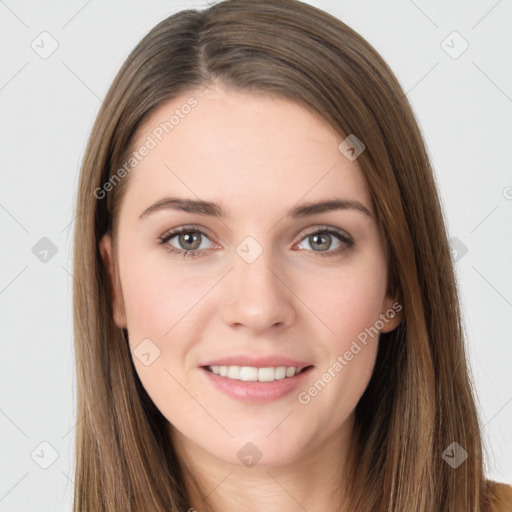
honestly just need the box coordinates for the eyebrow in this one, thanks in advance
[139,196,374,220]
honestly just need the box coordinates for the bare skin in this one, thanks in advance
[100,84,402,512]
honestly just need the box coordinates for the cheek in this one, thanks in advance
[120,251,210,339]
[295,253,387,407]
[304,254,388,347]
[119,258,206,422]
[119,234,387,411]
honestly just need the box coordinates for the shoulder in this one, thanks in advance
[483,480,512,512]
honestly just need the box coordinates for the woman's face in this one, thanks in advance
[100,85,401,468]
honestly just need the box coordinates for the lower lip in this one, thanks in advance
[200,366,314,404]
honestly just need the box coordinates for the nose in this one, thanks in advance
[220,247,296,335]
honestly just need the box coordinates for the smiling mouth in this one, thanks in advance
[203,365,313,382]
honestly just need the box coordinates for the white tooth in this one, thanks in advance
[258,367,275,382]
[239,366,259,382]
[214,365,303,381]
[227,366,241,379]
[286,366,297,377]
[274,366,287,380]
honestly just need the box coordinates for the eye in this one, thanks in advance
[158,226,216,257]
[158,225,354,258]
[295,227,354,256]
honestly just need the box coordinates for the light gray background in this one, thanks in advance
[1,0,511,510]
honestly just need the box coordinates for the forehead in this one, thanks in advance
[125,86,371,213]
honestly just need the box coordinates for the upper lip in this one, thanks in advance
[200,355,314,368]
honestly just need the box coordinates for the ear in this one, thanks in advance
[99,233,127,328]
[379,293,403,333]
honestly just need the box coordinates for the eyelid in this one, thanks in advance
[296,225,353,243]
[159,224,352,245]
[158,222,356,260]
[158,225,219,247]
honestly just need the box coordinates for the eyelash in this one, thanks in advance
[158,225,354,258]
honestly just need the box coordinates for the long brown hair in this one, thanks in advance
[72,0,511,510]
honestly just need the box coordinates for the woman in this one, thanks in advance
[72,0,512,510]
